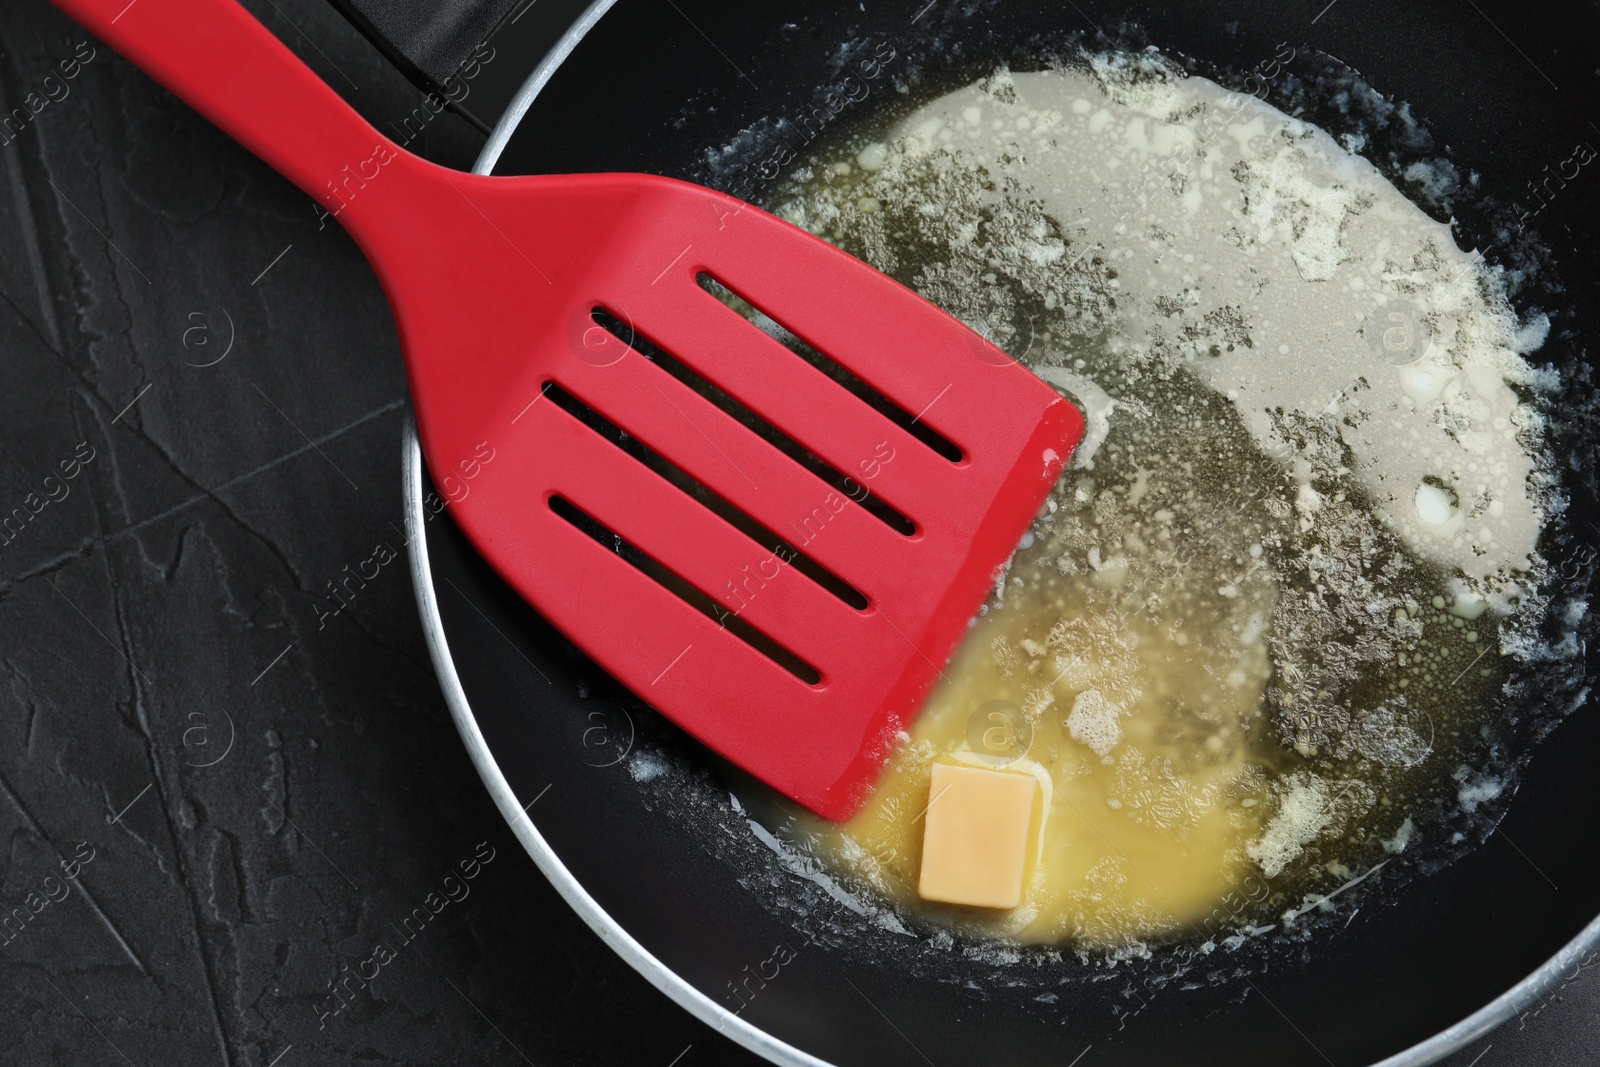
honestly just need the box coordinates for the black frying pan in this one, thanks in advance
[359,0,1600,1063]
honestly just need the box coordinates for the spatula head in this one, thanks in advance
[390,170,1083,821]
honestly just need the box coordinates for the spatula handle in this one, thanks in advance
[53,0,416,238]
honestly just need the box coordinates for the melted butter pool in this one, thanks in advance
[758,54,1562,948]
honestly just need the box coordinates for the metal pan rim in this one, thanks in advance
[402,415,826,1066]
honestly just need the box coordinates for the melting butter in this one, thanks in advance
[770,53,1558,947]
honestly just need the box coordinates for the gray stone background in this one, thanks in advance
[0,0,1592,1064]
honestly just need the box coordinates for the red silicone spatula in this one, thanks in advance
[58,0,1083,820]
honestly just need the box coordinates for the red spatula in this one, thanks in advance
[58,0,1083,820]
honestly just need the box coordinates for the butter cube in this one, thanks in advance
[918,762,1038,909]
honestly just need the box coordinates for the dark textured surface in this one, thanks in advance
[0,1,755,1064]
[0,1,1594,1065]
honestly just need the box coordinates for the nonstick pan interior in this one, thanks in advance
[408,1,1600,1064]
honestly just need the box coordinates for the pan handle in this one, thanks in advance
[324,0,520,128]
[53,0,421,241]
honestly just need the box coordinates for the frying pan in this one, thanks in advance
[364,0,1600,1063]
